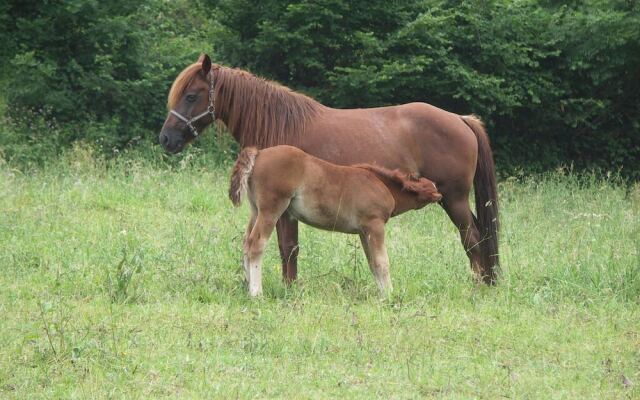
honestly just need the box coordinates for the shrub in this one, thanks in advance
[0,0,214,153]
[212,0,640,178]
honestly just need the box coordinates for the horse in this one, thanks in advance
[159,54,499,285]
[229,145,443,297]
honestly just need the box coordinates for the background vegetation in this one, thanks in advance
[1,149,638,397]
[0,0,638,176]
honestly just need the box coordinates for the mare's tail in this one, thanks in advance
[461,115,500,283]
[354,164,443,203]
[229,147,259,207]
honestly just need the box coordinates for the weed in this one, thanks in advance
[105,250,142,304]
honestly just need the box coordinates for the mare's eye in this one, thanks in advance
[186,94,197,103]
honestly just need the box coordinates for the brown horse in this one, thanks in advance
[159,54,499,284]
[229,145,442,297]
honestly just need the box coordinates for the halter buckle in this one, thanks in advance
[187,122,198,136]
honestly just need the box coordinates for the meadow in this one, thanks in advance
[0,145,638,398]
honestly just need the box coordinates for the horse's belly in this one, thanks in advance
[303,110,425,174]
[287,193,360,234]
[304,105,477,185]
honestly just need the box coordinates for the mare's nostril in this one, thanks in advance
[160,134,169,146]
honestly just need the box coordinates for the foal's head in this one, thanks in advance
[159,54,216,153]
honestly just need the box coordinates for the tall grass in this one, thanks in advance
[0,146,638,398]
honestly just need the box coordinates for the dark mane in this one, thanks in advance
[353,164,442,203]
[167,63,325,148]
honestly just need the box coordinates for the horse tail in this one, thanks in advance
[461,114,500,283]
[229,147,259,207]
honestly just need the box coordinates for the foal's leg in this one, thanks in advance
[246,195,292,296]
[245,213,278,297]
[441,193,494,284]
[242,210,257,283]
[276,215,299,284]
[360,220,393,296]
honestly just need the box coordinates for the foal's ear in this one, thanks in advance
[199,53,212,75]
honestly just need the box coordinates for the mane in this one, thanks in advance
[353,164,442,203]
[216,67,324,148]
[167,63,324,148]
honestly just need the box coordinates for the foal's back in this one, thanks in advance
[250,146,396,234]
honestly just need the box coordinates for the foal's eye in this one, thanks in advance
[186,94,197,103]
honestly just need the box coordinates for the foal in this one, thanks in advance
[229,145,442,297]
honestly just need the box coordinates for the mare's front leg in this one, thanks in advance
[359,220,393,297]
[276,214,299,284]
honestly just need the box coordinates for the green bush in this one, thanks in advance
[1,0,638,177]
[0,0,214,154]
[213,0,640,178]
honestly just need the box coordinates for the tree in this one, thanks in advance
[213,0,640,175]
[1,0,212,149]
[212,0,421,96]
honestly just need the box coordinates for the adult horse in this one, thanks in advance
[159,54,500,284]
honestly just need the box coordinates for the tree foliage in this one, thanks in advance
[0,0,213,153]
[213,0,640,175]
[1,0,638,176]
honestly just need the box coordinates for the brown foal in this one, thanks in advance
[229,145,442,297]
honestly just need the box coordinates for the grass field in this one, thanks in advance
[1,146,639,398]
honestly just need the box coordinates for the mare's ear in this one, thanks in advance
[199,53,212,75]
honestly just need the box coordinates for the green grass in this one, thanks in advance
[1,147,639,398]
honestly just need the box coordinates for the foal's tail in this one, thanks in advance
[229,147,259,207]
[461,115,500,283]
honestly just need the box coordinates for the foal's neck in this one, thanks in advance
[353,164,440,216]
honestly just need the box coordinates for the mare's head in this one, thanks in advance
[159,54,216,153]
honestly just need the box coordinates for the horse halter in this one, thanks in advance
[169,70,216,137]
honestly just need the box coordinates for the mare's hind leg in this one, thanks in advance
[360,220,393,296]
[441,193,494,284]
